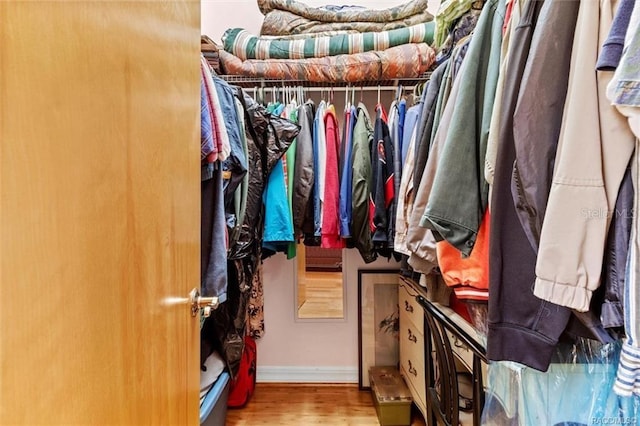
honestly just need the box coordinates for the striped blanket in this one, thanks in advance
[218,43,435,83]
[258,0,433,36]
[223,23,435,61]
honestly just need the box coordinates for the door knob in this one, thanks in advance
[188,288,219,318]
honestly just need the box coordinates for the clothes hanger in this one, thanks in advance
[344,85,349,110]
[395,85,403,102]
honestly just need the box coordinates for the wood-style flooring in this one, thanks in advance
[226,383,427,425]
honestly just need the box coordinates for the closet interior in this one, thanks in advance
[199,0,640,425]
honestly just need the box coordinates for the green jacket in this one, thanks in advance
[420,0,505,256]
[351,103,376,264]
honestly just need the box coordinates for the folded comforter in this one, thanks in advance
[258,0,434,35]
[223,23,435,60]
[219,43,435,83]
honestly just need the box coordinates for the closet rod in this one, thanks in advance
[296,85,414,92]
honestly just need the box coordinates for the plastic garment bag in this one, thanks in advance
[482,339,640,425]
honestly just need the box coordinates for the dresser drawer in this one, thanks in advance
[446,330,474,373]
[399,321,425,408]
[402,365,428,419]
[399,279,423,334]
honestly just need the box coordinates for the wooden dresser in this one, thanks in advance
[398,275,488,425]
[398,276,429,418]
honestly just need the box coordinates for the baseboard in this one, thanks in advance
[256,366,359,383]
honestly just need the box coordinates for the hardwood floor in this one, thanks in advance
[226,383,427,425]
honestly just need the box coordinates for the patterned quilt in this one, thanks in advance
[219,43,436,83]
[223,23,435,60]
[257,0,434,35]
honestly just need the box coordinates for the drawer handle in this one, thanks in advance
[404,300,414,313]
[407,328,417,343]
[408,360,418,377]
[452,335,468,351]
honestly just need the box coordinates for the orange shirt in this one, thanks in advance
[436,210,490,301]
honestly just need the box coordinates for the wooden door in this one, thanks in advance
[0,1,201,424]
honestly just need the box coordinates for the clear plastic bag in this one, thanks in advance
[482,339,640,425]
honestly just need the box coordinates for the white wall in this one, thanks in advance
[202,0,440,382]
[258,250,399,382]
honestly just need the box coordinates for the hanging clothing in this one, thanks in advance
[228,96,250,251]
[286,106,299,259]
[214,89,298,376]
[248,262,265,339]
[351,103,377,263]
[389,99,402,254]
[262,156,295,250]
[201,161,228,302]
[292,100,316,239]
[436,210,490,301]
[488,0,576,372]
[316,100,328,233]
[434,0,475,47]
[615,140,640,397]
[397,99,407,157]
[201,56,230,162]
[534,0,635,312]
[307,101,327,245]
[413,61,447,193]
[401,104,420,168]
[228,90,299,261]
[597,0,635,71]
[435,5,483,64]
[601,165,633,330]
[420,0,505,257]
[201,79,215,160]
[214,75,248,202]
[389,100,401,204]
[485,0,523,186]
[371,105,396,257]
[339,105,357,241]
[609,3,640,396]
[394,121,418,256]
[321,105,344,248]
[406,59,466,275]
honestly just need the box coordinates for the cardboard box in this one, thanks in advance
[369,366,413,426]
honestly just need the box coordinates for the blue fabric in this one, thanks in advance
[596,0,635,71]
[263,158,294,248]
[398,99,407,143]
[340,106,357,237]
[262,101,293,250]
[401,105,420,166]
[213,76,248,197]
[201,79,214,160]
[397,99,407,166]
[273,103,285,116]
[611,25,640,107]
[212,75,243,164]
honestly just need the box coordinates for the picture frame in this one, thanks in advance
[358,269,401,390]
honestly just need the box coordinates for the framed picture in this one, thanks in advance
[358,269,400,389]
